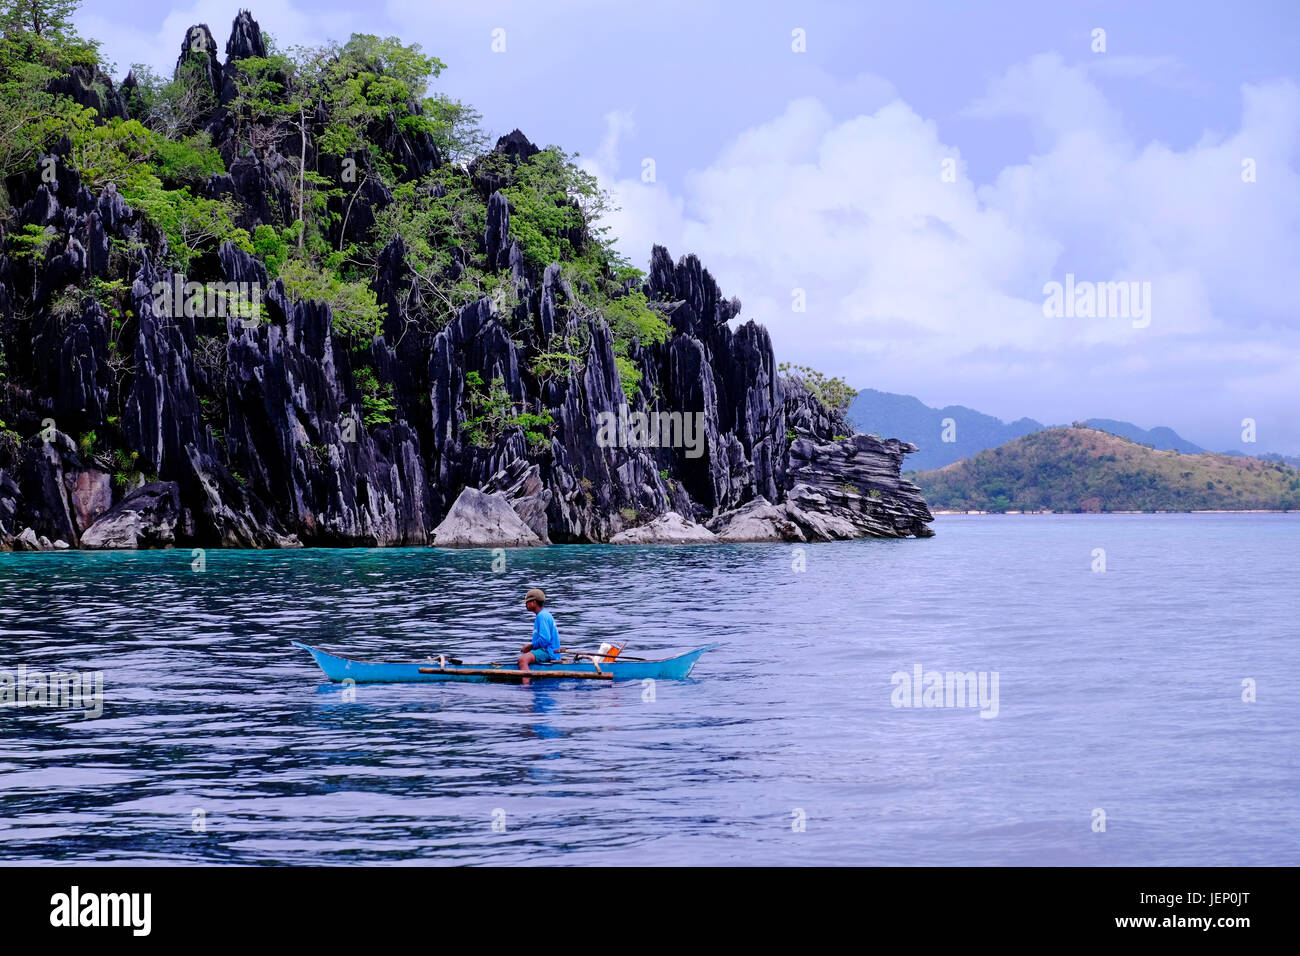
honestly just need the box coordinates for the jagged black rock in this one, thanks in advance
[0,10,932,549]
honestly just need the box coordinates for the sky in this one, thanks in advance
[74,0,1300,454]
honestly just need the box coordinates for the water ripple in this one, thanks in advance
[1,514,1297,864]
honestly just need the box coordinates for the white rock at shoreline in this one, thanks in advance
[431,487,542,548]
[706,497,807,542]
[609,512,718,544]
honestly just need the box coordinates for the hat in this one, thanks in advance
[524,588,546,605]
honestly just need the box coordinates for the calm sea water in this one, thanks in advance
[1,514,1297,866]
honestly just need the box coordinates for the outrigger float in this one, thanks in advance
[292,641,715,683]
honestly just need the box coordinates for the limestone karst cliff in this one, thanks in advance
[0,10,932,549]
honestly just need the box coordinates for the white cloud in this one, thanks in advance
[586,58,1300,451]
[592,109,635,178]
[967,53,1122,141]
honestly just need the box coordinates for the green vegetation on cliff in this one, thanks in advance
[911,427,1300,512]
[0,0,671,438]
[0,1,653,339]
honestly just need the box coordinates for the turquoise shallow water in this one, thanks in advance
[1,514,1297,865]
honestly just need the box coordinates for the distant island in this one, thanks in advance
[910,427,1300,513]
[848,389,1213,471]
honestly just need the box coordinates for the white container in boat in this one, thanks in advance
[595,641,621,663]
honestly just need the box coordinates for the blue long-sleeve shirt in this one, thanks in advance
[531,609,560,653]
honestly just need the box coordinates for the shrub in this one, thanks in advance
[460,373,552,452]
[278,257,386,340]
[614,355,642,401]
[603,289,668,348]
[501,148,607,272]
[354,366,396,427]
[514,411,554,455]
[779,362,854,414]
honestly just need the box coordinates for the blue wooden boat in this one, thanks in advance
[291,640,714,683]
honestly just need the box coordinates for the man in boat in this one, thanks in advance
[519,588,561,676]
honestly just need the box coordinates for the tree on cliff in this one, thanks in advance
[423,96,489,166]
[0,61,85,192]
[123,59,216,141]
[2,0,77,43]
[0,0,97,68]
[0,1,101,207]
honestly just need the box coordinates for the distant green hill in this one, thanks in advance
[910,427,1300,513]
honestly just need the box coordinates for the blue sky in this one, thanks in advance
[76,1,1300,453]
